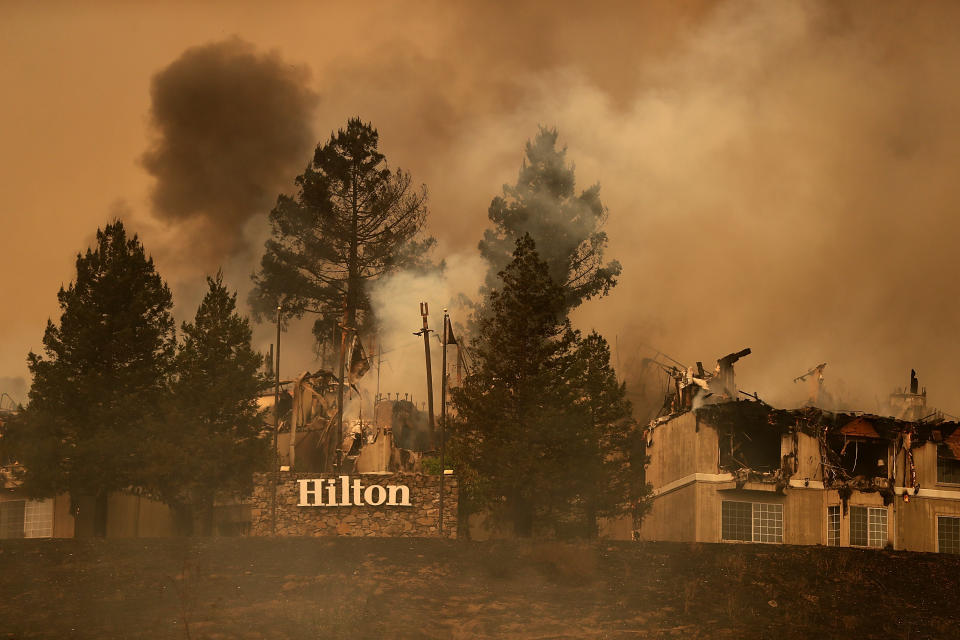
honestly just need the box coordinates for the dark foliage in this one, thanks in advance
[450,235,642,537]
[5,221,175,504]
[250,117,435,350]
[147,272,269,535]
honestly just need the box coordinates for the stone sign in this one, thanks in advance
[249,472,457,538]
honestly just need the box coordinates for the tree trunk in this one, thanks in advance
[510,494,534,537]
[200,497,215,537]
[174,503,195,536]
[585,502,598,540]
[93,492,108,538]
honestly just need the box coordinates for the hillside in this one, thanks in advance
[1,538,957,639]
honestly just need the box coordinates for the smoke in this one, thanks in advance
[363,254,487,411]
[340,0,960,415]
[240,0,960,416]
[550,0,960,412]
[115,1,960,417]
[142,37,318,265]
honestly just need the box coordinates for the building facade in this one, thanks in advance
[0,490,179,539]
[638,400,960,553]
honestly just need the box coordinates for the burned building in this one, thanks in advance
[638,355,960,554]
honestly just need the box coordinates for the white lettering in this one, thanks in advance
[351,478,363,505]
[387,485,410,506]
[298,479,320,506]
[364,485,387,506]
[295,476,412,507]
[325,480,337,506]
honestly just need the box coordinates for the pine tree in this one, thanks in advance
[250,117,435,349]
[6,221,175,535]
[450,235,639,537]
[565,332,649,535]
[479,126,621,311]
[150,272,268,535]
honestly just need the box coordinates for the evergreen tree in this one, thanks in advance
[148,272,268,535]
[564,332,649,535]
[6,221,175,535]
[250,117,435,351]
[479,126,621,312]
[450,235,640,537]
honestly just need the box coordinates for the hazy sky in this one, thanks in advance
[2,0,959,415]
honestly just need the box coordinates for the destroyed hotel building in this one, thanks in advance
[638,353,960,554]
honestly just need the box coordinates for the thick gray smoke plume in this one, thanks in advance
[142,37,317,261]
[130,1,960,416]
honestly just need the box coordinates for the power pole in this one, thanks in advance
[414,302,436,447]
[271,304,281,536]
[439,309,449,536]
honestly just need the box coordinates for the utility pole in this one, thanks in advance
[414,302,436,447]
[271,304,281,536]
[439,309,449,535]
[336,304,349,473]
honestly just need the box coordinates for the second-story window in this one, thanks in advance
[936,446,960,484]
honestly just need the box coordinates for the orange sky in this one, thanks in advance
[3,1,960,415]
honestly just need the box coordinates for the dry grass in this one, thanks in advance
[0,538,958,639]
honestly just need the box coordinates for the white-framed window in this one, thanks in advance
[938,516,960,555]
[850,506,886,548]
[721,500,783,543]
[827,505,841,546]
[937,447,960,484]
[23,499,54,538]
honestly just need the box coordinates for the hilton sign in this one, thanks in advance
[297,476,412,507]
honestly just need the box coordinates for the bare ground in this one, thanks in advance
[0,537,957,639]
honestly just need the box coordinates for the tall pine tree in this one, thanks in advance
[148,272,268,535]
[250,117,434,352]
[451,235,640,537]
[564,332,649,535]
[7,221,175,535]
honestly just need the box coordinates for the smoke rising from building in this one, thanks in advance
[362,254,486,411]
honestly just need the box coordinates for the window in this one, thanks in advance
[827,506,840,546]
[753,503,783,543]
[23,500,54,538]
[721,501,752,541]
[850,506,886,548]
[722,500,783,543]
[937,446,960,484]
[939,516,960,554]
[0,501,25,539]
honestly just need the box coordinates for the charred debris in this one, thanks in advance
[645,349,960,508]
[258,373,434,475]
